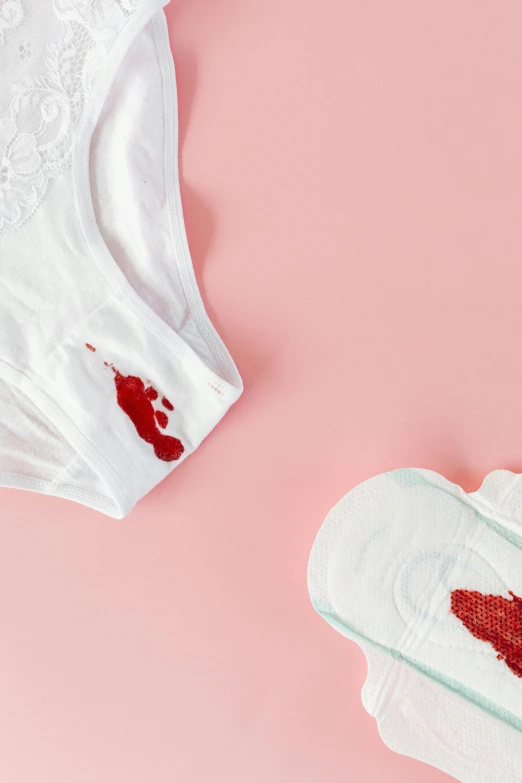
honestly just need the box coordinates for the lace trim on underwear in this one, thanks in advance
[0,0,143,235]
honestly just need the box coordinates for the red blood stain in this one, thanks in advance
[451,589,522,678]
[84,345,183,462]
[155,410,168,429]
[86,343,96,352]
[162,397,174,411]
[112,369,184,462]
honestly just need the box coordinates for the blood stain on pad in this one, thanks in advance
[308,467,522,781]
[451,589,522,678]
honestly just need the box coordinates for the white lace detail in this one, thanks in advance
[0,0,143,235]
[0,1,24,44]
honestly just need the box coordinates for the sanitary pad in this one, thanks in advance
[308,468,522,781]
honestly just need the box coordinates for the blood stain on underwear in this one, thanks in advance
[451,589,522,678]
[162,397,174,411]
[111,369,184,462]
[85,343,96,352]
[85,345,184,462]
[155,410,169,429]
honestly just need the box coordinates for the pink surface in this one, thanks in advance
[2,0,522,779]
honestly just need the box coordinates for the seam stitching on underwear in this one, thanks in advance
[0,471,115,508]
[0,357,131,512]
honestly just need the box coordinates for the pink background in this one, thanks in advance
[2,0,522,779]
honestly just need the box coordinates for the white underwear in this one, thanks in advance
[0,0,242,517]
